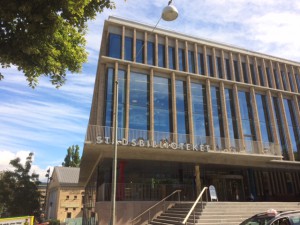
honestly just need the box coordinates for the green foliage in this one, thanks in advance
[0,152,41,216]
[62,145,81,167]
[0,0,115,87]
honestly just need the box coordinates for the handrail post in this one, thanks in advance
[206,189,208,202]
[148,210,150,223]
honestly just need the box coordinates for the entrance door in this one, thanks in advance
[222,175,244,201]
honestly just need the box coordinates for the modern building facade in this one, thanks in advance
[46,167,84,222]
[80,16,300,224]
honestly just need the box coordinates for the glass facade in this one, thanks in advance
[176,80,189,143]
[225,89,239,149]
[283,99,300,161]
[250,64,257,85]
[273,69,281,89]
[108,33,121,59]
[288,72,295,92]
[272,97,288,159]
[129,72,149,139]
[136,39,144,63]
[158,44,165,68]
[207,54,214,77]
[238,91,256,151]
[154,76,172,141]
[191,82,209,144]
[188,50,195,73]
[234,60,240,82]
[281,71,288,90]
[168,47,175,69]
[225,59,231,80]
[256,94,273,144]
[216,57,222,78]
[266,67,273,88]
[147,41,155,65]
[125,37,133,61]
[242,62,248,83]
[105,68,114,127]
[211,86,225,149]
[296,73,300,92]
[258,66,265,86]
[178,48,185,71]
[198,53,205,75]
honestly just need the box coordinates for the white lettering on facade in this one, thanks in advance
[94,136,241,154]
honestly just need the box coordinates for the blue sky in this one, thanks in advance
[1,0,300,181]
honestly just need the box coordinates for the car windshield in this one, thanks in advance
[240,215,275,225]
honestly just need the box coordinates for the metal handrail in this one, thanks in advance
[131,189,181,225]
[182,187,208,225]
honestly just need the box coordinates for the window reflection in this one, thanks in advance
[266,67,273,88]
[242,62,248,83]
[226,59,232,80]
[129,72,149,140]
[207,54,214,77]
[198,53,205,75]
[233,60,240,82]
[178,48,185,71]
[281,71,288,90]
[147,41,155,65]
[191,83,209,145]
[250,64,257,85]
[158,44,165,68]
[211,86,225,149]
[176,80,189,143]
[125,37,133,61]
[154,76,172,142]
[168,47,175,69]
[188,51,195,73]
[284,99,300,161]
[108,33,121,59]
[216,57,222,78]
[136,39,144,63]
[258,66,265,86]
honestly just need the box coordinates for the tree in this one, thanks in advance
[62,145,81,167]
[0,152,41,216]
[0,0,115,87]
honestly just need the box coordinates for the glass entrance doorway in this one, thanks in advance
[221,175,244,201]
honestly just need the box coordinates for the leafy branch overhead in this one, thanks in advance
[0,0,115,87]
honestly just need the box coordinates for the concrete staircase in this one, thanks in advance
[149,201,300,225]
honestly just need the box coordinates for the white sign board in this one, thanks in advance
[209,185,218,201]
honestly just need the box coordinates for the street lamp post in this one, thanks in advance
[110,1,179,225]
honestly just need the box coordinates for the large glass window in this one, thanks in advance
[108,33,121,59]
[154,76,172,141]
[250,64,257,85]
[198,53,205,75]
[136,39,144,63]
[129,72,149,139]
[178,48,185,71]
[176,80,189,143]
[105,68,114,127]
[238,91,256,152]
[258,65,265,86]
[207,54,214,77]
[242,62,248,83]
[168,47,175,69]
[125,37,133,61]
[288,72,295,92]
[147,41,155,65]
[272,97,288,159]
[233,60,240,82]
[284,99,300,161]
[191,83,209,144]
[216,57,222,78]
[225,59,232,80]
[211,86,225,149]
[256,94,273,144]
[188,50,195,73]
[273,69,281,89]
[281,71,288,90]
[158,44,165,68]
[105,68,127,139]
[266,67,273,88]
[295,73,300,93]
[225,89,239,149]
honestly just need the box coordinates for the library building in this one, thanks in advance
[79,16,300,224]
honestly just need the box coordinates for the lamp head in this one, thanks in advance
[162,4,179,21]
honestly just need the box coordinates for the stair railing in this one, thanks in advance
[130,189,181,225]
[182,186,208,225]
